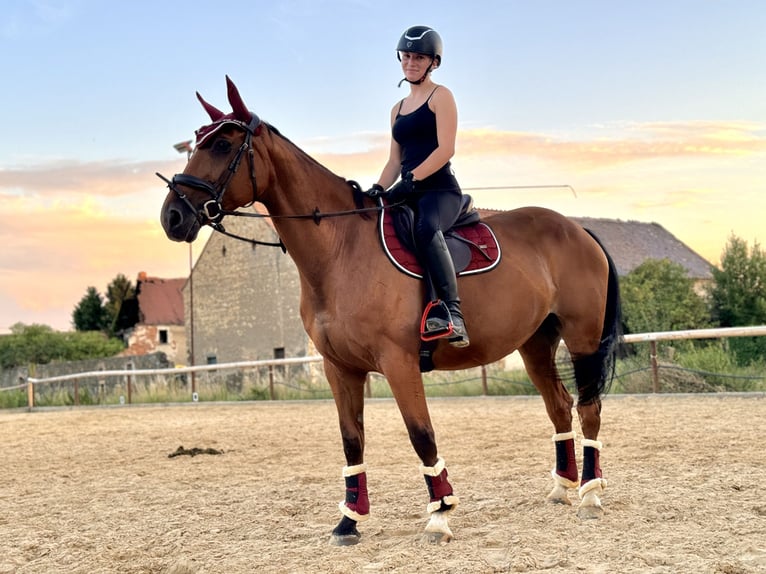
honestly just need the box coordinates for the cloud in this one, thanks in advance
[456,120,766,169]
[0,158,184,199]
[292,120,766,177]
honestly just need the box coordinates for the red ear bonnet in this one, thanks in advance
[196,91,225,121]
[226,75,251,123]
[194,77,258,146]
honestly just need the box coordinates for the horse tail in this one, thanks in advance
[574,229,623,405]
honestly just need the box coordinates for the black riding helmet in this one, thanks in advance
[396,25,443,86]
[396,25,443,66]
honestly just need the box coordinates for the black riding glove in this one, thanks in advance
[386,172,416,201]
[364,183,386,198]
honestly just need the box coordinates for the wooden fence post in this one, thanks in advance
[26,379,34,410]
[481,365,488,396]
[650,340,660,393]
[126,361,133,405]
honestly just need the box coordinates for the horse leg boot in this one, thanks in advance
[421,231,470,348]
[331,463,370,545]
[577,439,607,520]
[421,457,459,544]
[547,430,579,505]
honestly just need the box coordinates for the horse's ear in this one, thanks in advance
[225,75,251,122]
[196,91,225,121]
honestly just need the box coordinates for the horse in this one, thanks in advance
[159,77,622,545]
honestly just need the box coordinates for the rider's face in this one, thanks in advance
[399,51,435,80]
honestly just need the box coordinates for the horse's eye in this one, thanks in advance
[212,139,232,154]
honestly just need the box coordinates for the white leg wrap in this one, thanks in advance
[579,477,607,498]
[420,457,445,477]
[342,463,367,477]
[582,438,603,450]
[338,500,370,522]
[550,468,580,489]
[551,430,576,442]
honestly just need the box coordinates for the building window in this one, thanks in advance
[206,354,217,365]
[159,329,168,344]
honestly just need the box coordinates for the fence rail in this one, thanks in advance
[3,325,765,410]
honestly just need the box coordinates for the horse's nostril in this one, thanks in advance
[168,207,183,228]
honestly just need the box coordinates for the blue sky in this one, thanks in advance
[1,0,765,332]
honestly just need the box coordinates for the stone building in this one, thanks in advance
[183,206,308,367]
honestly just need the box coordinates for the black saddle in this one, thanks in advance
[390,194,481,273]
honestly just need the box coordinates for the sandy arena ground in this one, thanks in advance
[1,394,766,573]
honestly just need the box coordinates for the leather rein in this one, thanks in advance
[157,113,389,251]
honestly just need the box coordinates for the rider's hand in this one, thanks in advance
[387,172,416,201]
[364,183,386,198]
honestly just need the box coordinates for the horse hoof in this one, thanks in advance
[330,516,361,545]
[576,504,604,520]
[421,530,453,545]
[329,533,361,546]
[546,484,573,505]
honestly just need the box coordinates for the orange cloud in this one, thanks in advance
[295,120,766,177]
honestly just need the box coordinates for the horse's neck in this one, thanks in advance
[263,133,375,279]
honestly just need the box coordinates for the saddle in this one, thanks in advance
[379,195,501,279]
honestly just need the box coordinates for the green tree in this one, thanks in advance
[708,235,766,365]
[0,323,123,369]
[621,258,710,335]
[104,274,137,335]
[72,286,109,332]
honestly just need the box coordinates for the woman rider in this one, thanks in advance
[367,25,469,348]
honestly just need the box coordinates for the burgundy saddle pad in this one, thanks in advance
[379,203,501,278]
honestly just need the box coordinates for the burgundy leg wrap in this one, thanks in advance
[582,445,602,483]
[555,437,579,483]
[343,472,369,517]
[424,468,454,504]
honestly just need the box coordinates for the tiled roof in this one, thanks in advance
[571,217,713,279]
[476,209,713,280]
[136,276,185,325]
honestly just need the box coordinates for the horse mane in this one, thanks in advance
[264,122,369,216]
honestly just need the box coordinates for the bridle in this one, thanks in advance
[157,112,262,234]
[157,114,392,250]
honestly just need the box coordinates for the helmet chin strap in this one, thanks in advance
[397,60,435,87]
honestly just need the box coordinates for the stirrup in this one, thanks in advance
[420,300,453,341]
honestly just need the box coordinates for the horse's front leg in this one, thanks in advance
[386,360,459,544]
[324,360,370,546]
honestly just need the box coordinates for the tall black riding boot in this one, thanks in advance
[421,231,470,348]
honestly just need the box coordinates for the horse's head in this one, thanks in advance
[160,76,264,242]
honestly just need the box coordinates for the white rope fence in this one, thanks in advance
[3,326,765,409]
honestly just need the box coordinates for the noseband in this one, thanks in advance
[157,112,262,233]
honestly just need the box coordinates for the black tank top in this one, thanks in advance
[392,88,451,176]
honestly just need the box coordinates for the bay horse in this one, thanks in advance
[159,77,622,545]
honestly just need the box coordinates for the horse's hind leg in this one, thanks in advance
[324,361,370,546]
[518,318,580,506]
[572,354,608,520]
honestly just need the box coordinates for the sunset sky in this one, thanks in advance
[1,0,764,333]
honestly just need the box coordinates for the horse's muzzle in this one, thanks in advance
[161,199,201,243]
